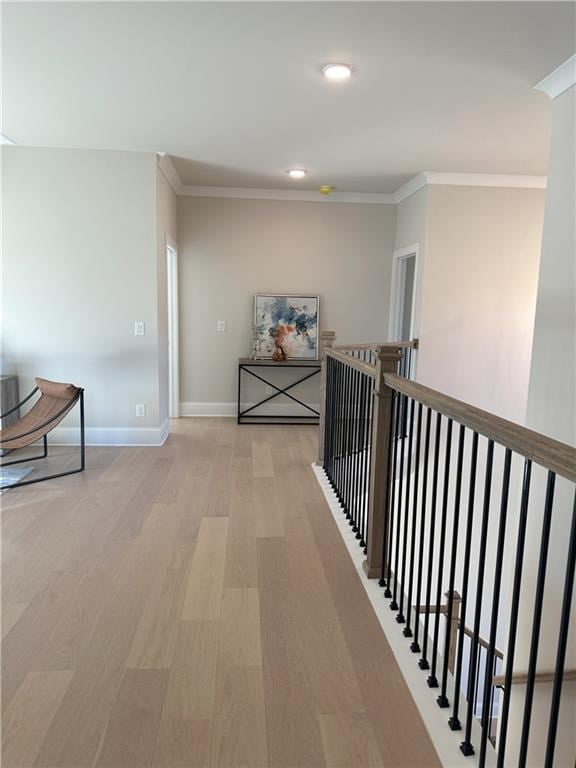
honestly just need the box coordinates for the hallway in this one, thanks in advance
[2,419,439,768]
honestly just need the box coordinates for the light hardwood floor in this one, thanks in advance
[2,418,440,768]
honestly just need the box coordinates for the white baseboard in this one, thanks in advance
[50,418,170,447]
[180,402,320,418]
[312,464,490,768]
[180,402,236,417]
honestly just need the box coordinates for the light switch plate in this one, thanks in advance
[134,321,145,336]
[217,320,226,332]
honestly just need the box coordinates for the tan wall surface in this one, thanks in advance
[177,196,397,407]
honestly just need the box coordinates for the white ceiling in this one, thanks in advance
[3,2,574,193]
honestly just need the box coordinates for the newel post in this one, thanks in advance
[363,345,402,579]
[316,330,337,466]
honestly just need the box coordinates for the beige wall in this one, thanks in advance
[406,185,545,424]
[1,146,164,442]
[156,167,178,423]
[177,196,397,409]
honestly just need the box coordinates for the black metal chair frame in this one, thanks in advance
[0,387,85,489]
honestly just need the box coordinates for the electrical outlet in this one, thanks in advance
[134,321,145,336]
[217,320,226,332]
[135,404,146,417]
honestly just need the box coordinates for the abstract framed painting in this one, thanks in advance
[254,294,319,360]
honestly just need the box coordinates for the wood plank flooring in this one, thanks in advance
[1,418,440,767]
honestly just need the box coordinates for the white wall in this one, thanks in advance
[509,83,576,768]
[526,86,576,446]
[398,185,545,425]
[177,196,397,411]
[1,146,166,443]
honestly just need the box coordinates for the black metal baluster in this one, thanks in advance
[460,439,495,757]
[384,387,401,597]
[337,360,346,505]
[496,459,532,765]
[438,423,465,707]
[352,368,360,534]
[544,488,576,768]
[348,366,358,529]
[363,375,374,555]
[326,358,333,478]
[518,471,556,768]
[428,418,453,688]
[354,371,364,542]
[380,387,397,587]
[419,412,443,671]
[478,449,512,767]
[360,373,370,548]
[345,365,354,525]
[342,364,351,517]
[326,358,335,484]
[412,407,432,654]
[391,394,407,612]
[332,360,341,494]
[405,402,423,638]
[449,431,479,731]
[397,398,415,624]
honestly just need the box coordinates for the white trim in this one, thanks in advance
[180,185,395,204]
[166,238,180,418]
[312,464,495,768]
[50,419,170,447]
[155,157,547,206]
[180,402,321,418]
[389,244,420,345]
[180,402,236,417]
[393,172,429,203]
[535,54,576,100]
[422,171,547,190]
[394,172,547,203]
[157,154,184,195]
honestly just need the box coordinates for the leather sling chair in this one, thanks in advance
[0,377,85,489]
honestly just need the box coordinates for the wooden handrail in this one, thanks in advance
[325,348,377,378]
[335,339,418,351]
[493,670,576,687]
[383,372,576,482]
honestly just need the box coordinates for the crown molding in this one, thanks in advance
[394,171,547,203]
[157,156,546,205]
[393,173,428,203]
[535,54,576,100]
[180,185,395,204]
[157,153,184,194]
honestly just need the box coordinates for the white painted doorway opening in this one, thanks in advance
[389,243,420,378]
[166,237,180,418]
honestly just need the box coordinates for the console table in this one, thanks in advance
[237,358,321,425]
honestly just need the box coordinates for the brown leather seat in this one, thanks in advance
[0,377,81,450]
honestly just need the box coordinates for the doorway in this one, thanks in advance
[166,239,179,418]
[389,244,419,377]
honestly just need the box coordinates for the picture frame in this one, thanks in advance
[254,293,320,360]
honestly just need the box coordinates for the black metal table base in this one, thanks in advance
[237,361,321,425]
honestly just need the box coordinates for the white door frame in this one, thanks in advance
[166,237,180,418]
[388,243,420,342]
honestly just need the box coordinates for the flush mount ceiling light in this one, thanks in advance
[322,63,354,81]
[286,169,307,179]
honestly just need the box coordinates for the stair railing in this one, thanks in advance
[317,331,576,768]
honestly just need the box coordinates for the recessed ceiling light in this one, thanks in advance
[322,63,354,81]
[286,169,307,179]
